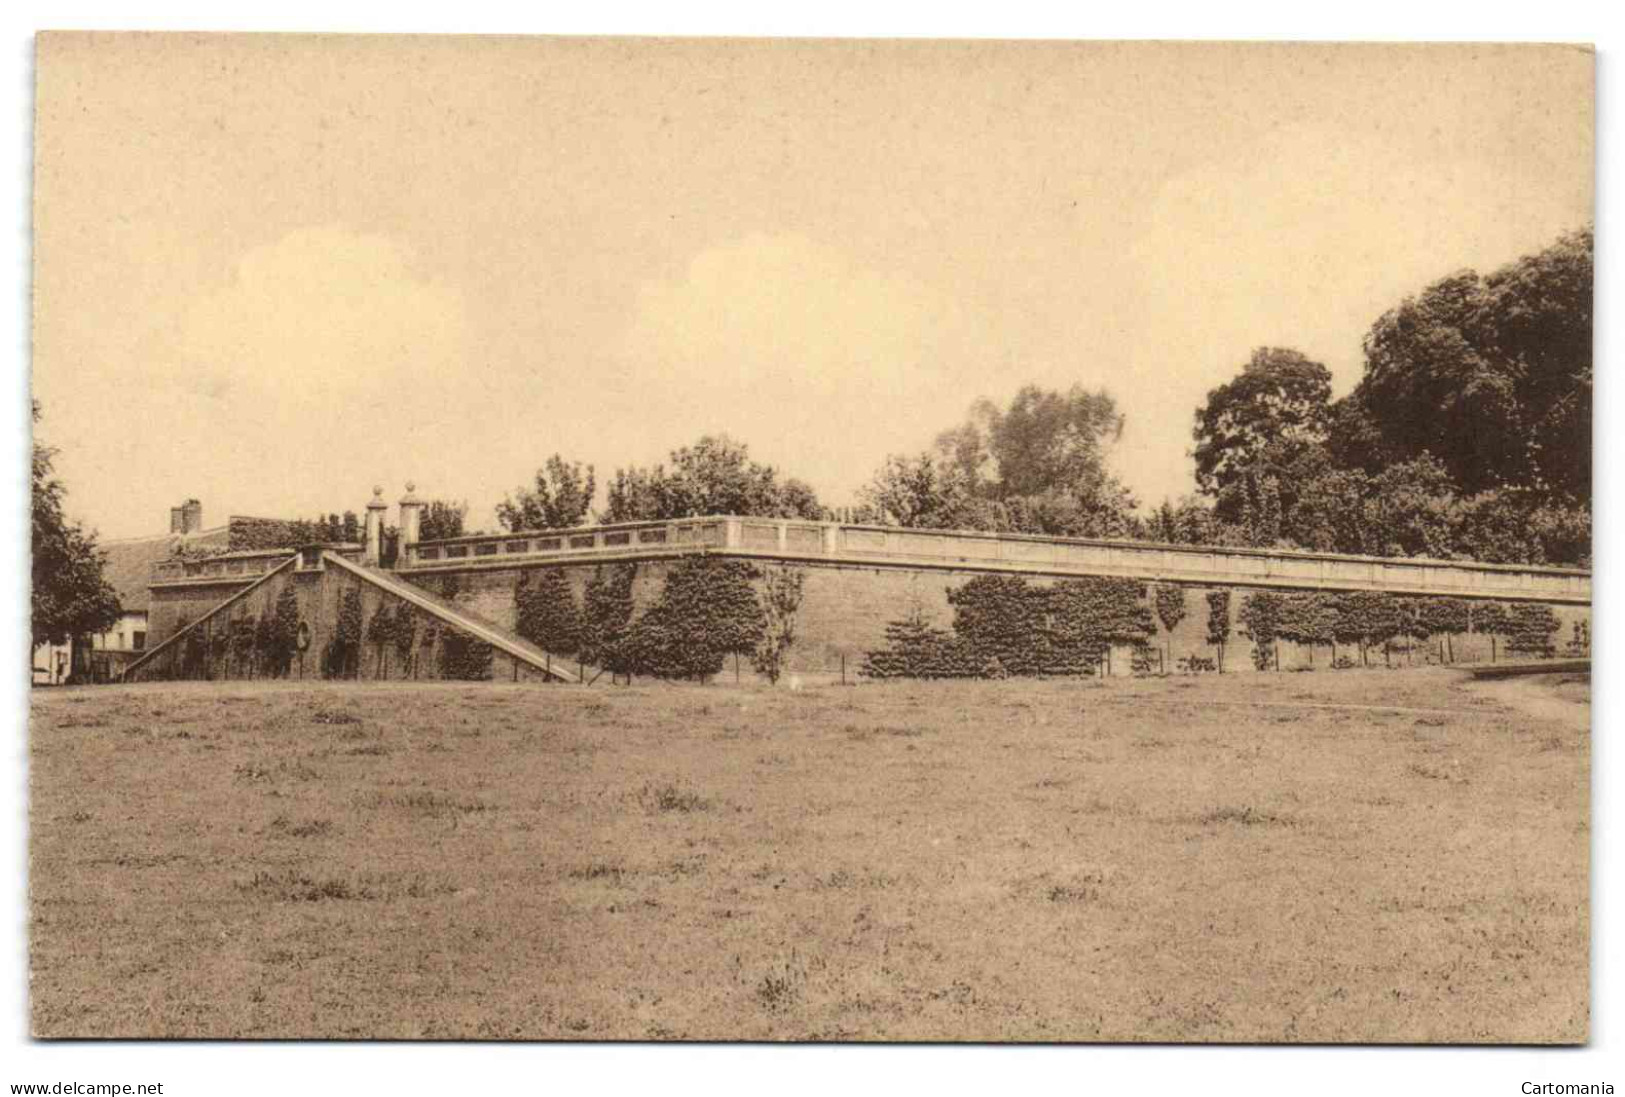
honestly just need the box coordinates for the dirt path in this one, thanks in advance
[1465,674,1590,732]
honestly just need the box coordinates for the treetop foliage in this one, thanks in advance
[1191,347,1334,500]
[1181,226,1591,565]
[498,455,596,532]
[602,434,822,524]
[861,384,1139,539]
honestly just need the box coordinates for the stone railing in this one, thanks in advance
[150,544,363,587]
[403,519,730,566]
[400,516,1591,605]
[151,549,298,586]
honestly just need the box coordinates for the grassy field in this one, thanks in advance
[29,668,1588,1042]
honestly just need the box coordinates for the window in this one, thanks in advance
[132,631,146,651]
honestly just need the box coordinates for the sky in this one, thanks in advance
[31,35,1593,539]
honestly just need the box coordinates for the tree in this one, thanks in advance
[1278,593,1340,665]
[1355,456,1460,559]
[1238,592,1285,670]
[623,559,766,680]
[419,500,469,541]
[31,401,120,651]
[862,606,970,680]
[1192,347,1333,506]
[752,567,807,685]
[858,452,991,530]
[1205,590,1232,672]
[264,586,301,678]
[366,602,399,679]
[1153,585,1187,671]
[601,435,822,523]
[1332,592,1401,667]
[516,569,582,658]
[1148,496,1219,545]
[863,384,1139,537]
[498,455,596,531]
[1419,598,1471,663]
[1472,601,1512,663]
[1352,227,1592,499]
[974,385,1127,500]
[323,586,364,679]
[579,565,638,675]
[1505,603,1560,658]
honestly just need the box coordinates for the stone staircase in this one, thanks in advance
[323,552,584,683]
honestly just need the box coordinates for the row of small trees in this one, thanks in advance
[862,579,1572,681]
[510,560,806,684]
[175,586,302,680]
[330,588,492,681]
[164,584,496,683]
[1233,591,1565,669]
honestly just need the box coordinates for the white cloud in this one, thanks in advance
[177,226,468,404]
[605,232,972,500]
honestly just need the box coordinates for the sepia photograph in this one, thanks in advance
[24,28,1595,1057]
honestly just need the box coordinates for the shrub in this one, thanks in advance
[392,607,419,672]
[862,607,977,679]
[440,629,494,680]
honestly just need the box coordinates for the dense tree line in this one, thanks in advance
[864,581,1568,681]
[845,226,1589,568]
[1180,227,1591,565]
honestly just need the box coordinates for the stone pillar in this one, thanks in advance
[397,482,423,566]
[364,486,387,566]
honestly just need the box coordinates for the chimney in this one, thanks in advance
[170,506,184,534]
[363,486,388,566]
[181,499,202,535]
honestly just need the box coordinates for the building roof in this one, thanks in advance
[99,526,230,612]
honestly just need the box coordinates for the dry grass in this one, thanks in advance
[29,668,1588,1042]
